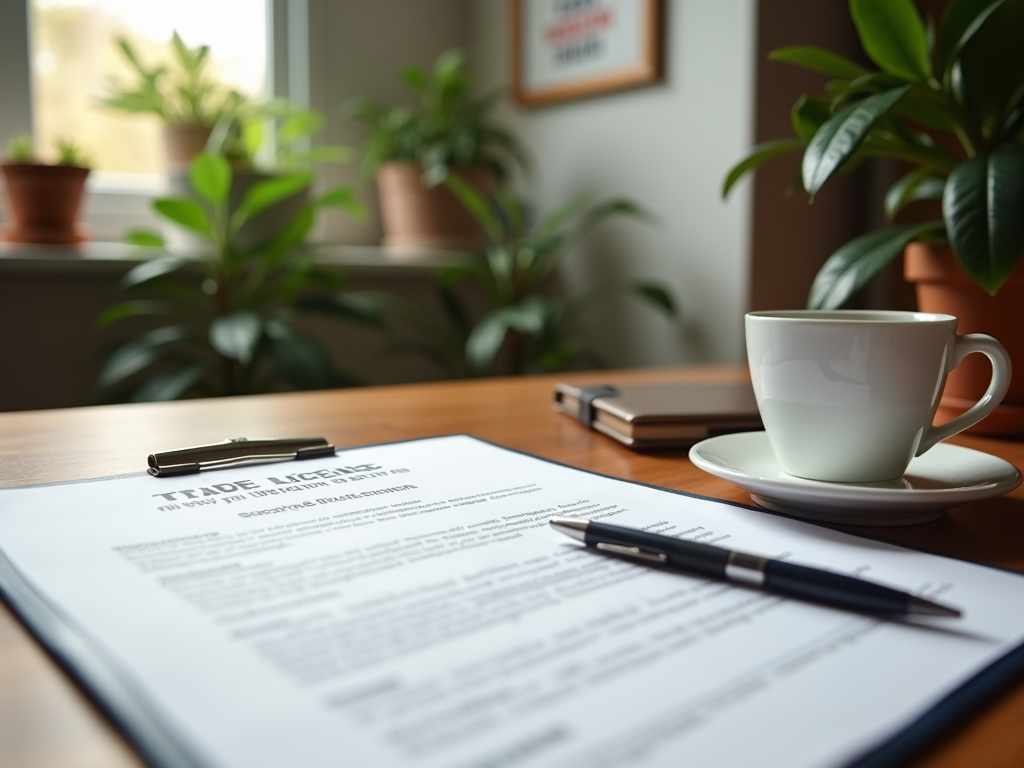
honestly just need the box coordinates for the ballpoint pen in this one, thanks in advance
[549,517,961,617]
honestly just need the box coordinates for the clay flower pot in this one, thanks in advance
[0,163,90,244]
[376,162,493,251]
[905,243,1024,436]
[162,126,214,169]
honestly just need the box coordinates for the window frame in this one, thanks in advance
[0,0,309,241]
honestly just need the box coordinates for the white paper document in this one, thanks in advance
[2,435,1024,768]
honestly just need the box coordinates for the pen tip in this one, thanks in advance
[549,517,588,542]
[907,595,962,618]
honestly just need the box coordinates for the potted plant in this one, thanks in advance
[346,48,528,251]
[373,177,676,378]
[724,0,1024,434]
[102,31,246,167]
[175,101,352,248]
[96,152,380,401]
[1,136,91,244]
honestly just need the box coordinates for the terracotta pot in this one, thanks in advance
[0,163,90,244]
[376,163,493,251]
[163,126,214,168]
[905,242,1024,436]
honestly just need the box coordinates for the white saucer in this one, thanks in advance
[688,431,1021,526]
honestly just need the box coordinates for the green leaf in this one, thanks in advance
[956,0,1024,141]
[315,186,367,218]
[153,197,212,236]
[121,256,194,289]
[131,363,209,402]
[808,222,944,309]
[266,332,339,390]
[97,326,191,388]
[884,168,945,219]
[792,97,832,141]
[769,45,869,79]
[629,282,677,315]
[444,174,503,243]
[266,207,316,257]
[850,0,932,82]
[937,0,1004,77]
[802,86,910,195]
[943,144,1024,292]
[401,65,428,93]
[209,311,262,363]
[125,229,166,248]
[292,293,384,327]
[722,139,805,197]
[499,297,548,334]
[189,152,231,205]
[465,312,509,374]
[232,172,312,230]
[96,300,181,327]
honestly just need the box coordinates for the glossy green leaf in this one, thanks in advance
[209,311,262,363]
[125,229,166,248]
[808,222,944,309]
[189,152,231,205]
[851,0,932,81]
[884,168,945,219]
[232,172,312,230]
[792,97,832,141]
[153,197,212,236]
[937,0,1004,77]
[722,139,805,197]
[956,0,1024,141]
[120,256,194,289]
[769,45,869,79]
[943,144,1024,292]
[97,326,190,388]
[802,85,910,195]
[131,363,209,402]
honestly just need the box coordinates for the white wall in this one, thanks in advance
[470,0,757,366]
[305,0,472,244]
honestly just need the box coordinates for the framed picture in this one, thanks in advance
[512,0,663,107]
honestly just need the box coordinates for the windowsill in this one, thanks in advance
[0,241,473,277]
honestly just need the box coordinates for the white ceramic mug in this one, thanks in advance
[745,310,1011,483]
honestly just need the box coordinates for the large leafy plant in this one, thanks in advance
[375,177,677,377]
[102,31,245,127]
[346,49,527,186]
[724,0,1024,308]
[207,100,352,172]
[97,153,379,401]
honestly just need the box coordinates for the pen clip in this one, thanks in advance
[148,437,335,477]
[595,542,668,564]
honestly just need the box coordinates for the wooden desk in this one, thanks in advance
[1,365,1022,768]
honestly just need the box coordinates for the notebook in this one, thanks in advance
[553,381,763,449]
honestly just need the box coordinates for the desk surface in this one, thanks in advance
[1,365,1022,768]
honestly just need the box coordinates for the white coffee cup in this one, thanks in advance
[745,310,1011,483]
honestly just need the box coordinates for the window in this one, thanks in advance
[1,0,305,239]
[30,0,269,184]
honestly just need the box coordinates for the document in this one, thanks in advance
[2,435,1024,768]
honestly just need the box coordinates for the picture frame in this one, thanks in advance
[512,0,663,107]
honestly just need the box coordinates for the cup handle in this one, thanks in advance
[917,334,1012,456]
